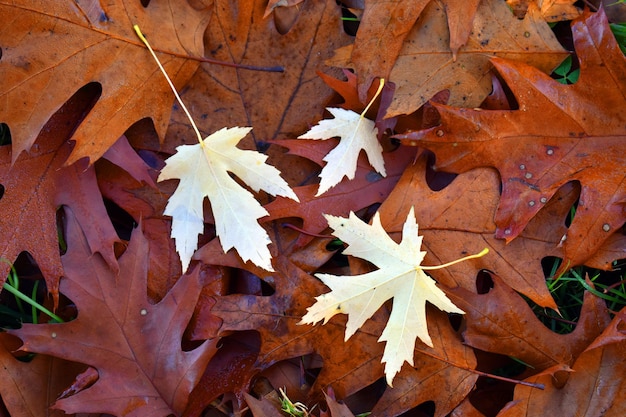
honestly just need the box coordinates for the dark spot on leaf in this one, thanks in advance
[366,171,383,183]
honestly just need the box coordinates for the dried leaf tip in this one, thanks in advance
[133,24,204,145]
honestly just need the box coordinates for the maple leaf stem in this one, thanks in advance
[133,25,204,145]
[360,78,385,119]
[421,248,489,270]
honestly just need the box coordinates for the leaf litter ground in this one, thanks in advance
[1,2,626,417]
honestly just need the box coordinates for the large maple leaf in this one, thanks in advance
[397,8,626,268]
[300,208,467,385]
[0,0,208,164]
[10,208,216,416]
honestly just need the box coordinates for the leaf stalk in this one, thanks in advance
[421,248,489,270]
[133,25,204,146]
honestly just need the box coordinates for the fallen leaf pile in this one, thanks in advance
[1,1,625,416]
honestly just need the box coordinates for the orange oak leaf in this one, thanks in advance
[377,154,580,309]
[9,208,216,416]
[397,9,626,268]
[0,0,209,164]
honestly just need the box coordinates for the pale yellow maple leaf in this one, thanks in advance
[298,79,387,196]
[133,26,298,272]
[158,127,299,272]
[300,207,487,386]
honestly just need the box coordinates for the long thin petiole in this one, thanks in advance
[421,248,489,270]
[133,25,204,145]
[361,78,385,118]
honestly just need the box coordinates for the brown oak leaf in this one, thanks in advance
[0,0,209,164]
[165,0,352,155]
[0,89,119,302]
[447,274,611,371]
[0,333,88,417]
[9,208,216,416]
[499,311,626,416]
[397,8,626,268]
[329,0,567,117]
[350,0,482,101]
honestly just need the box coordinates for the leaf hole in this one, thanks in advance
[0,123,11,146]
[56,207,67,255]
[1,252,77,328]
[338,2,360,36]
[342,377,387,414]
[140,0,150,7]
[475,270,494,294]
[103,199,136,241]
[448,313,463,331]
[424,152,457,191]
[563,181,581,228]
[227,268,275,296]
[0,184,4,200]
[408,400,436,417]
[482,72,519,110]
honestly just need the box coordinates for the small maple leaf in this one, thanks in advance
[298,79,387,196]
[158,127,299,272]
[300,207,487,385]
